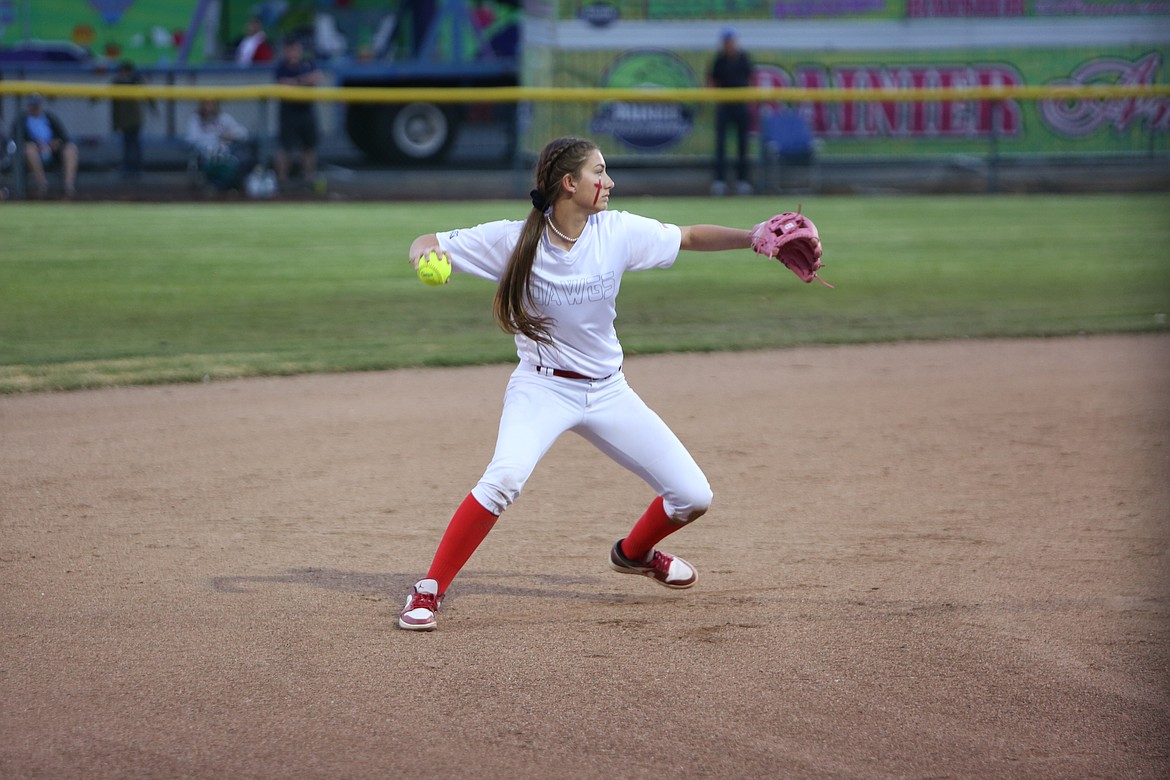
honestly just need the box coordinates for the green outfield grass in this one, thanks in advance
[2,194,1168,393]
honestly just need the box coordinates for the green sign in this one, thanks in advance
[526,44,1170,157]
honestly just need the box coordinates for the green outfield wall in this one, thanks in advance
[522,45,1170,158]
[526,3,1170,159]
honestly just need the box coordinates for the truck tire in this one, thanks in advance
[346,102,459,164]
[384,101,460,163]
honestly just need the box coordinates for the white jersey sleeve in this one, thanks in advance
[436,220,522,282]
[612,211,683,272]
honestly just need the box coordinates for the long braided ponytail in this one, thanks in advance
[493,137,598,346]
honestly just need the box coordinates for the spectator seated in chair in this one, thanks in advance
[11,94,78,198]
[184,99,255,191]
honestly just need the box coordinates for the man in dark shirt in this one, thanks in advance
[708,27,753,196]
[274,36,324,190]
[110,60,155,178]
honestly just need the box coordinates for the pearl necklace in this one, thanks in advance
[546,215,582,243]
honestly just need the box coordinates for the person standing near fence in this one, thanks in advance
[110,60,155,179]
[708,27,754,196]
[274,36,324,192]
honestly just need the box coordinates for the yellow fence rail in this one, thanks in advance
[2,80,1169,104]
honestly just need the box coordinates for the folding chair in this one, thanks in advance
[760,108,819,193]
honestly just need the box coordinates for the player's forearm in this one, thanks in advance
[679,224,751,252]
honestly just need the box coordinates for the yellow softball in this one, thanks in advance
[417,250,451,287]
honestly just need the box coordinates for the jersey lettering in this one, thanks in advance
[562,278,587,305]
[532,281,563,306]
[533,272,617,307]
[586,272,616,301]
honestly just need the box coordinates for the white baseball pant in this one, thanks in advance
[470,364,713,522]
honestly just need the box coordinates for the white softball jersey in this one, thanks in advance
[434,209,710,521]
[437,210,683,380]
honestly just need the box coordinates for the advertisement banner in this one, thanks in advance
[524,45,1170,158]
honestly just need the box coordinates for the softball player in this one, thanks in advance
[400,137,754,631]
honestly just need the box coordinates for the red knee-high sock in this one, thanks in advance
[425,493,499,593]
[619,496,682,561]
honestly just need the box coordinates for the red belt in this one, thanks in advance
[536,365,614,381]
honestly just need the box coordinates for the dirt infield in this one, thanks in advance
[2,335,1167,779]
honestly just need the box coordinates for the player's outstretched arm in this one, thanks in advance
[679,224,752,252]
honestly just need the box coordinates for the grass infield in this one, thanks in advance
[2,194,1168,393]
